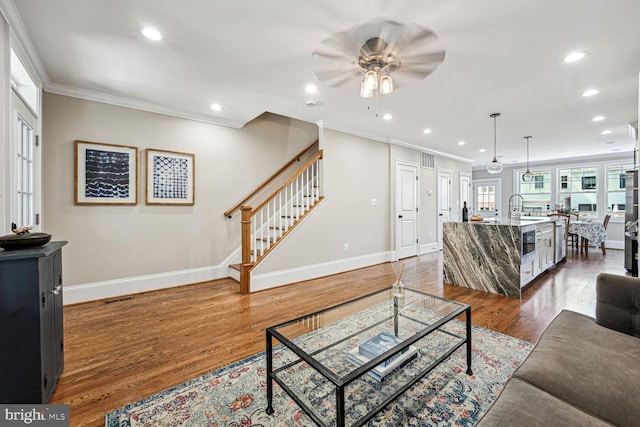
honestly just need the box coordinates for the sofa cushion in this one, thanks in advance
[476,377,613,427]
[513,310,640,427]
[595,272,640,336]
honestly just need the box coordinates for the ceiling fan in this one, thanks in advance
[311,19,446,96]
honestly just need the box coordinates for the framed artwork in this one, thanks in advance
[75,140,138,205]
[145,149,195,205]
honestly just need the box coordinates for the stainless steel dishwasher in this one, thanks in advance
[555,219,567,263]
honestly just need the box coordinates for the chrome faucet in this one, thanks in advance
[508,194,524,221]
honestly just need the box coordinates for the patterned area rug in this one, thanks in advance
[106,315,533,427]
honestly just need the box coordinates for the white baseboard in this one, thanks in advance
[420,242,439,254]
[604,240,624,250]
[250,251,393,292]
[63,248,241,305]
[63,250,394,304]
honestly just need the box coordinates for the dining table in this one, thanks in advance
[569,220,607,254]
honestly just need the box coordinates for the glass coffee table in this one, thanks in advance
[265,287,472,426]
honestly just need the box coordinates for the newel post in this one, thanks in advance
[240,205,253,294]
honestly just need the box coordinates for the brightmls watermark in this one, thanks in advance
[0,405,68,426]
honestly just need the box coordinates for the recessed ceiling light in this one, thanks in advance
[582,89,599,97]
[601,130,612,135]
[142,27,162,41]
[564,51,586,63]
[210,103,222,111]
[305,84,317,94]
[382,114,392,120]
[423,128,432,134]
[479,148,486,153]
[592,115,605,122]
[457,141,465,145]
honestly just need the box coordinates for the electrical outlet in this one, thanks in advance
[344,243,349,252]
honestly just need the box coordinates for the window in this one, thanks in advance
[607,163,634,218]
[558,166,598,218]
[476,184,496,212]
[518,170,551,212]
[16,114,34,227]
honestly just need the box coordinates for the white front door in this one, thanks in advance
[396,162,418,259]
[473,178,502,220]
[437,169,451,250]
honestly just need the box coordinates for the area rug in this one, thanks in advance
[106,316,533,427]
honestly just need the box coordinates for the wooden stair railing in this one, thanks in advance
[239,150,324,293]
[224,140,319,218]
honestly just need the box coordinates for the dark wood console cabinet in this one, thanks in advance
[0,241,68,403]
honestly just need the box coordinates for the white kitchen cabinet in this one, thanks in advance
[537,223,555,273]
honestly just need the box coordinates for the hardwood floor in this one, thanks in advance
[51,248,627,426]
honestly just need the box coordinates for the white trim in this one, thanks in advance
[62,248,396,303]
[63,248,241,305]
[605,240,624,250]
[250,251,393,292]
[320,121,473,164]
[63,265,227,305]
[420,242,439,254]
[45,82,248,129]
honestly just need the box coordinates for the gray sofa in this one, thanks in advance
[476,272,640,427]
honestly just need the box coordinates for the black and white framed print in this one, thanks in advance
[75,140,138,205]
[145,149,195,205]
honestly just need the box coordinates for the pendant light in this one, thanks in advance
[487,113,503,174]
[522,136,534,182]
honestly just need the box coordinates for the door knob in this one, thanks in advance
[398,215,403,218]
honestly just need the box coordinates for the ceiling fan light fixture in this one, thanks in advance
[360,79,373,98]
[379,74,393,94]
[364,70,378,90]
[487,113,503,174]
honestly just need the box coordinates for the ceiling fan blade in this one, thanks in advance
[330,72,360,87]
[397,51,446,67]
[319,30,361,58]
[311,51,352,63]
[394,66,440,79]
[312,67,359,84]
[394,29,440,54]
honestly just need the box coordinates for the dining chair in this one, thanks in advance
[568,212,580,252]
[600,213,612,255]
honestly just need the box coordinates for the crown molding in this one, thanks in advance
[321,120,473,164]
[45,82,247,128]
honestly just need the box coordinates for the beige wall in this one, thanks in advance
[42,93,318,286]
[255,128,391,273]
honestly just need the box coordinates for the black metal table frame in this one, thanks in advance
[265,288,472,427]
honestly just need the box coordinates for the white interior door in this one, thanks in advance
[396,162,418,259]
[437,169,451,250]
[460,172,471,216]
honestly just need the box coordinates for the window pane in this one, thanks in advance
[606,164,634,218]
[15,115,34,227]
[519,170,551,212]
[558,166,599,218]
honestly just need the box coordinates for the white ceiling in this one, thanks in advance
[9,0,640,168]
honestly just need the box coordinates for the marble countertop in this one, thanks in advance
[467,217,556,227]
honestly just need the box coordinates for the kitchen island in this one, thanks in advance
[443,217,557,298]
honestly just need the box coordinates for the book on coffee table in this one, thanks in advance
[358,332,408,366]
[345,345,418,381]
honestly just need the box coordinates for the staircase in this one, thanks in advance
[227,144,324,293]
